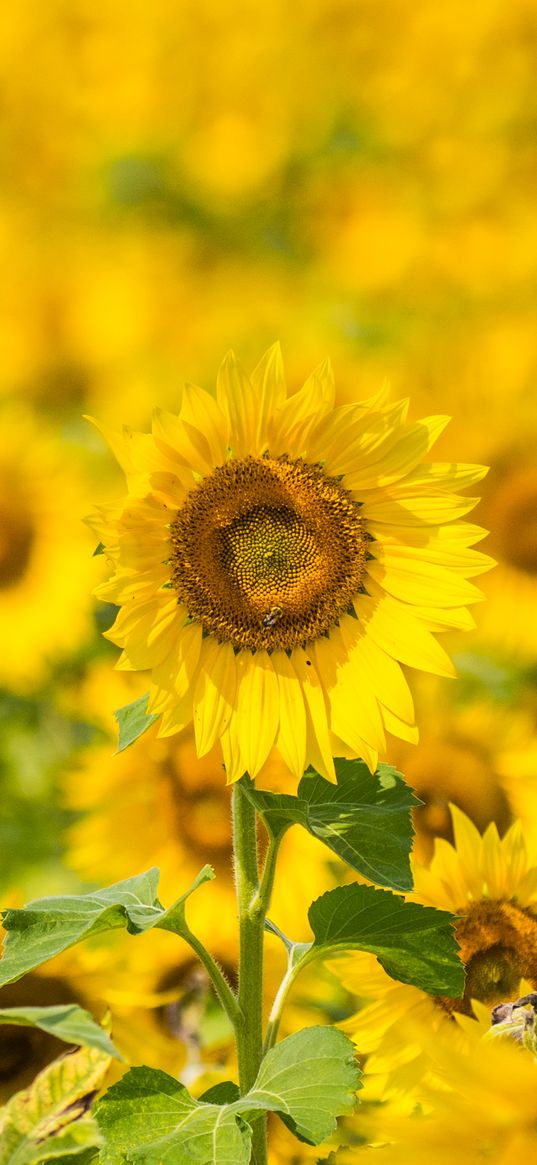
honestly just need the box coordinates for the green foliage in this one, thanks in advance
[114,696,159,752]
[95,1069,252,1165]
[0,867,214,985]
[308,883,464,996]
[244,760,418,890]
[94,1027,359,1162]
[0,1041,109,1165]
[0,1004,122,1059]
[243,1027,359,1144]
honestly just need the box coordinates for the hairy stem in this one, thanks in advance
[232,778,268,1165]
[179,922,240,1031]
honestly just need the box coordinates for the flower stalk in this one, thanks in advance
[232,778,268,1165]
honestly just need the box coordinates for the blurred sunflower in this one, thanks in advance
[63,707,329,955]
[333,805,537,1098]
[61,664,331,1059]
[475,445,537,661]
[344,1016,537,1165]
[87,344,491,782]
[0,406,93,689]
[387,673,518,862]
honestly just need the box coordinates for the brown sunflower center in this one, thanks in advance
[0,494,34,589]
[485,464,537,575]
[169,454,368,651]
[437,899,537,1016]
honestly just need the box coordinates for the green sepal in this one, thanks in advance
[0,867,214,986]
[115,695,159,752]
[92,542,105,557]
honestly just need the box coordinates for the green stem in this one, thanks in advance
[180,922,240,1031]
[251,832,282,917]
[232,779,268,1165]
[264,947,316,1053]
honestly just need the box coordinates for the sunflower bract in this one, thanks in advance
[86,344,493,783]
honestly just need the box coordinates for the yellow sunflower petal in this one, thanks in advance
[233,650,279,778]
[249,341,287,452]
[150,620,203,699]
[314,398,410,476]
[312,622,386,756]
[364,493,479,526]
[358,586,457,677]
[267,358,335,456]
[381,706,419,744]
[292,647,336,782]
[368,554,484,607]
[216,350,258,458]
[192,639,237,757]
[180,382,229,466]
[272,650,308,779]
[151,407,215,477]
[107,598,181,669]
[346,415,451,491]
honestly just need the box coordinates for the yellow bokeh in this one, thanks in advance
[1,1,537,1158]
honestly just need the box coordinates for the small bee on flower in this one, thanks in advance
[262,605,283,628]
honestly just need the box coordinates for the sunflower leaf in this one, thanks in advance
[94,1028,359,1161]
[244,760,418,890]
[94,1067,252,1165]
[308,883,464,997]
[241,1027,359,1144]
[0,1005,122,1059]
[0,1042,109,1165]
[0,867,214,985]
[115,695,159,752]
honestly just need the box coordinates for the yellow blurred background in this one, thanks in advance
[2,0,537,1152]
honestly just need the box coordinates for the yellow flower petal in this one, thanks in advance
[249,341,287,452]
[216,350,258,458]
[358,585,457,677]
[267,358,335,456]
[292,647,336,782]
[180,382,229,466]
[192,639,237,757]
[272,650,307,779]
[233,650,279,778]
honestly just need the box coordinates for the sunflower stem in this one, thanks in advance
[232,777,268,1165]
[178,922,240,1030]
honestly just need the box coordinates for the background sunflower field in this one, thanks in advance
[2,1,537,1160]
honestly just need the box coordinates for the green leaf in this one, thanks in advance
[0,867,214,986]
[115,695,159,752]
[94,1068,252,1165]
[198,1081,241,1105]
[245,760,418,890]
[0,1042,109,1165]
[92,542,105,557]
[243,1027,359,1145]
[309,883,464,996]
[0,1005,122,1059]
[95,1028,359,1161]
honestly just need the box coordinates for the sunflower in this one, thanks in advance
[333,805,537,1099]
[0,405,93,689]
[387,673,516,862]
[474,445,537,662]
[87,344,491,782]
[343,1017,537,1165]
